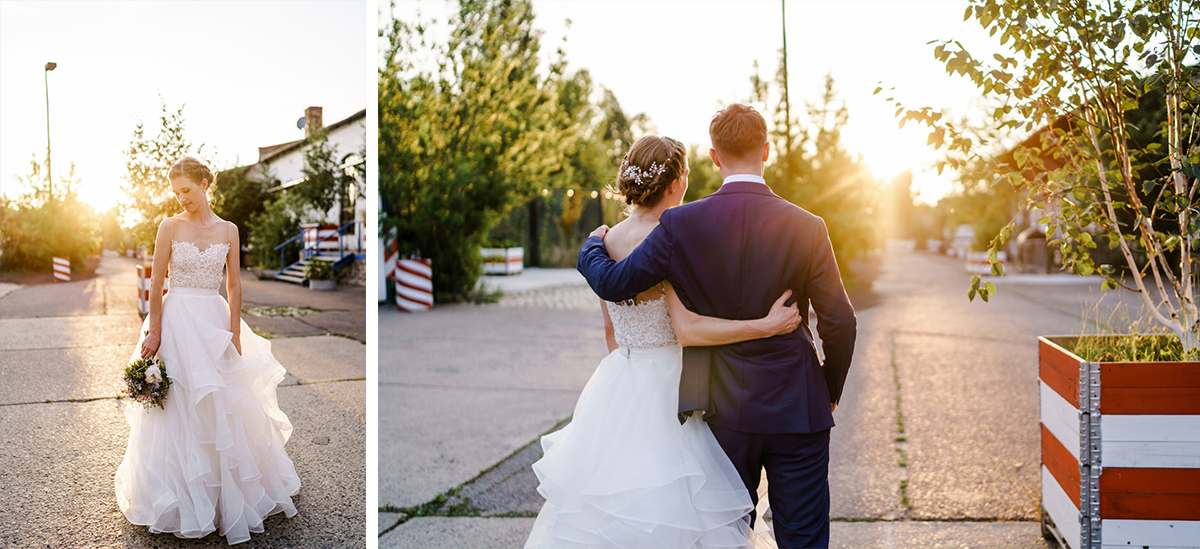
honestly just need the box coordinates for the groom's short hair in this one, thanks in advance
[710,104,768,163]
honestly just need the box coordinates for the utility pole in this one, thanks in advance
[44,62,56,198]
[781,0,792,153]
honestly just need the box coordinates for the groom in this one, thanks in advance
[577,103,857,548]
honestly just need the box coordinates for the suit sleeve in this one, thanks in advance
[577,216,673,303]
[806,219,857,405]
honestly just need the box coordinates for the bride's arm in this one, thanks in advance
[139,219,173,358]
[665,283,800,347]
[225,223,243,355]
[599,298,617,353]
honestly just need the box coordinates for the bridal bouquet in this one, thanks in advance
[122,357,171,410]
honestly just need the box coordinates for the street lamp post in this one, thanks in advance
[44,62,56,197]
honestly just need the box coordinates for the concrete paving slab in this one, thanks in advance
[829,521,1050,549]
[828,308,906,520]
[0,283,23,299]
[270,335,366,383]
[379,384,580,510]
[453,439,545,516]
[0,314,141,352]
[0,345,129,405]
[0,381,365,548]
[379,517,536,549]
[897,334,1041,520]
[242,314,329,339]
[379,513,404,535]
[378,517,1049,549]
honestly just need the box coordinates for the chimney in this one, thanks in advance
[304,106,323,138]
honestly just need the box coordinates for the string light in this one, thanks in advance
[590,190,599,198]
[541,188,549,196]
[567,189,574,197]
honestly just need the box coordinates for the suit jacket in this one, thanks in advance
[577,181,857,434]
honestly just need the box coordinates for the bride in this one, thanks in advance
[525,136,801,548]
[115,157,301,544]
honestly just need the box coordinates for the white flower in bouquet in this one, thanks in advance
[145,365,163,384]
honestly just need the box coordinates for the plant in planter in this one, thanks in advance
[306,258,336,291]
[889,2,1200,547]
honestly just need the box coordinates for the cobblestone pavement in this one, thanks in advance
[1,255,365,548]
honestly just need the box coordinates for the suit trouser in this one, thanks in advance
[708,424,831,549]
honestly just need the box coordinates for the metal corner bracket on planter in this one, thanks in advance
[1037,336,1200,549]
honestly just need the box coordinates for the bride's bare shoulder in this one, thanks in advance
[605,218,658,259]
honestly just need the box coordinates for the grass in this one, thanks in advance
[1071,294,1199,362]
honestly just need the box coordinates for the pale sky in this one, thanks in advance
[390,0,1008,204]
[0,1,366,212]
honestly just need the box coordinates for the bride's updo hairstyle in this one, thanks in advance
[167,157,216,191]
[613,136,687,208]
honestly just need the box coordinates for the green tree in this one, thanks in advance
[294,130,351,217]
[757,67,883,287]
[379,0,577,301]
[121,99,205,252]
[99,206,125,253]
[0,157,100,272]
[896,0,1200,348]
[211,165,270,252]
[246,192,303,270]
[683,145,723,203]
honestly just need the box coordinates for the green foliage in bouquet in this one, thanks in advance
[123,356,171,410]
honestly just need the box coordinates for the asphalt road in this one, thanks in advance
[0,253,366,548]
[379,250,1137,548]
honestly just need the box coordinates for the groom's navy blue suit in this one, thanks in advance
[577,180,857,548]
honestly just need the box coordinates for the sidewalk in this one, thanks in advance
[0,255,365,548]
[378,250,1131,548]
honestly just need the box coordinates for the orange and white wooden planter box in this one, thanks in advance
[1039,336,1200,549]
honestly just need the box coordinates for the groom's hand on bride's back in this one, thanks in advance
[588,225,609,240]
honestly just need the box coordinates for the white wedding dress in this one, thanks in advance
[525,294,754,548]
[115,240,301,545]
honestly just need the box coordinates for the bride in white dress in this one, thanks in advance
[526,137,801,548]
[115,157,301,545]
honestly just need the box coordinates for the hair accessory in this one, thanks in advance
[620,161,668,186]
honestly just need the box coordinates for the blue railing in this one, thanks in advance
[275,220,363,273]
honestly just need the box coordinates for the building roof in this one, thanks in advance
[256,108,366,165]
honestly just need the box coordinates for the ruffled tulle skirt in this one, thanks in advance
[526,345,753,549]
[115,287,301,545]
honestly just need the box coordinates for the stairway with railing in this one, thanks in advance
[274,221,363,285]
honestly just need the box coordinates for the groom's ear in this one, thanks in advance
[709,148,721,168]
[761,142,770,163]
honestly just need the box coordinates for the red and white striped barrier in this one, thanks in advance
[136,265,169,317]
[384,238,398,284]
[53,257,70,281]
[1039,337,1200,549]
[396,258,432,312]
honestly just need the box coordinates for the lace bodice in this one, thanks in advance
[170,240,229,290]
[605,294,679,349]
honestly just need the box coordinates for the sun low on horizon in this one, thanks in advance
[0,1,365,216]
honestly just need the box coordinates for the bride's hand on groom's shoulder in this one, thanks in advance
[762,289,801,337]
[588,225,609,240]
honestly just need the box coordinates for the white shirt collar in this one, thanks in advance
[721,174,766,186]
